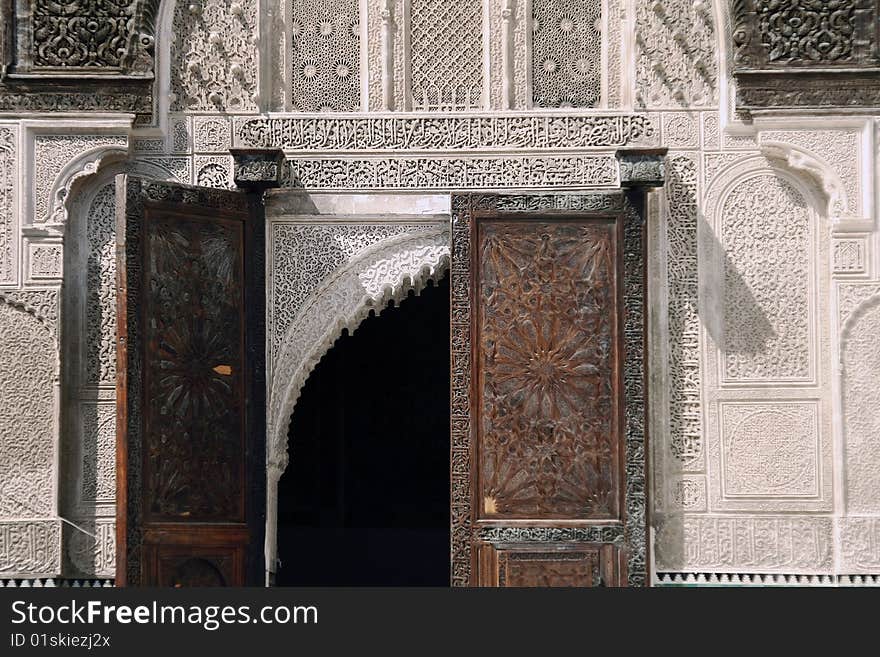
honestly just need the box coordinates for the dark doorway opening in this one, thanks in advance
[276,273,450,586]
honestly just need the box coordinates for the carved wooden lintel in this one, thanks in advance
[230,148,286,190]
[732,0,880,111]
[616,148,668,189]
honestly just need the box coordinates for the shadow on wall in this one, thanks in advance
[654,159,777,575]
[701,219,776,355]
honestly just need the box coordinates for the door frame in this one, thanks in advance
[449,191,649,586]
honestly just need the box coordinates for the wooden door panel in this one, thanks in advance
[478,543,621,587]
[476,219,622,521]
[143,210,247,522]
[116,176,265,586]
[452,192,647,588]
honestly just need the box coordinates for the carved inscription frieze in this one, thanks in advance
[0,127,17,285]
[235,115,655,150]
[286,155,618,190]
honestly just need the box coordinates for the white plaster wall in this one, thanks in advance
[0,0,877,585]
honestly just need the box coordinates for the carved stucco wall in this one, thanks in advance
[59,162,181,579]
[1,0,879,585]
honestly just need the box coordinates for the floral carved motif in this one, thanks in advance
[31,0,138,69]
[80,403,116,504]
[85,185,116,385]
[841,292,880,514]
[477,221,618,519]
[32,134,128,225]
[0,298,56,519]
[757,0,861,64]
[720,174,814,382]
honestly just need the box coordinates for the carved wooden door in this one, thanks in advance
[115,176,266,586]
[451,193,647,587]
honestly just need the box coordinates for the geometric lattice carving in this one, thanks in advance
[0,299,56,518]
[664,154,702,465]
[410,0,483,110]
[85,184,117,385]
[170,0,258,112]
[721,403,819,498]
[290,0,360,111]
[531,0,603,108]
[635,0,718,108]
[0,127,16,284]
[720,174,813,382]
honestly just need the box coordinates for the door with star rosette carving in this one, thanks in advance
[450,192,648,587]
[114,176,266,586]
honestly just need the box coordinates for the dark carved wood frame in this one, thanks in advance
[732,0,880,111]
[450,191,647,587]
[0,1,158,116]
[115,176,266,586]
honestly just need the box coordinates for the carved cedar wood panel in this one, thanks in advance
[143,211,245,522]
[117,177,264,587]
[456,192,646,588]
[476,220,620,520]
